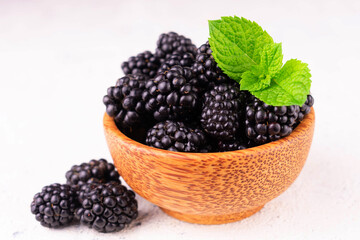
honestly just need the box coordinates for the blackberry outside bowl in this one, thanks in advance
[103,108,315,224]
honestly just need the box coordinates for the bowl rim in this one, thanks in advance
[103,107,315,158]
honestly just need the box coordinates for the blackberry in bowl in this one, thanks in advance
[191,41,233,90]
[157,52,195,74]
[245,95,301,145]
[155,32,197,61]
[142,65,200,122]
[103,107,315,224]
[103,73,150,129]
[145,120,208,152]
[121,51,160,78]
[200,83,245,141]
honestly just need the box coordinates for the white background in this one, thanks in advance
[1,0,359,239]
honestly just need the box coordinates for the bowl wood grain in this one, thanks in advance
[103,108,315,224]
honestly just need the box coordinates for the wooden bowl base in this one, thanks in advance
[160,205,265,225]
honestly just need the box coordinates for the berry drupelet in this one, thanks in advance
[121,51,160,78]
[75,182,138,233]
[30,183,77,228]
[145,120,208,152]
[65,159,120,189]
[245,96,300,145]
[103,74,149,129]
[157,52,195,74]
[191,41,232,90]
[200,84,245,141]
[155,32,197,61]
[143,65,199,122]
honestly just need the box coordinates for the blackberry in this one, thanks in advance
[245,96,300,145]
[145,120,208,152]
[155,32,197,61]
[75,182,138,233]
[121,51,160,78]
[157,52,195,74]
[103,74,149,128]
[191,42,232,90]
[298,94,314,122]
[30,183,77,228]
[143,65,199,122]
[65,159,120,189]
[200,84,245,141]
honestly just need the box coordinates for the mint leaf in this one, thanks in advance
[251,59,311,106]
[208,16,274,82]
[240,66,272,91]
[259,42,283,76]
[240,43,283,91]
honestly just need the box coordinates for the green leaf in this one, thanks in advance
[240,66,271,91]
[240,43,283,91]
[251,59,312,106]
[260,42,283,76]
[208,16,274,82]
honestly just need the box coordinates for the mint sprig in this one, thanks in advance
[208,16,312,106]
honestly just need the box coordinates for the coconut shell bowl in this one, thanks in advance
[103,108,315,225]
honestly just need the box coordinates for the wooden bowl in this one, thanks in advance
[103,108,315,225]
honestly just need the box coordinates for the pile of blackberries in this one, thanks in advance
[30,159,138,233]
[104,32,314,152]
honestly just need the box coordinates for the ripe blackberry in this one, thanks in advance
[145,120,208,152]
[121,51,160,78]
[143,65,199,122]
[65,159,120,189]
[155,32,197,61]
[30,183,77,228]
[103,74,149,128]
[200,84,245,141]
[245,96,300,145]
[298,94,314,122]
[157,52,195,74]
[75,182,138,233]
[191,42,232,90]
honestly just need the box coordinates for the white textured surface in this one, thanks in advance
[1,0,360,239]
